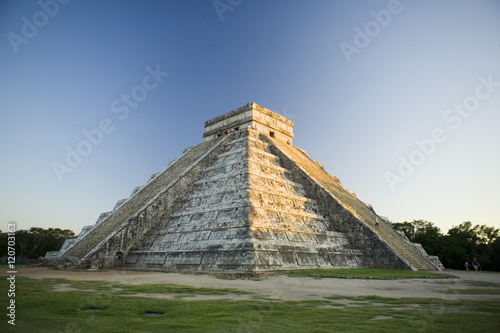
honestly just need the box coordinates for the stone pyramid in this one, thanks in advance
[49,103,441,272]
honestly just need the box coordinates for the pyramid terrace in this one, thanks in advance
[46,102,443,272]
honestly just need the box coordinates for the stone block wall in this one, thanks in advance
[124,130,254,271]
[121,128,372,272]
[261,133,436,270]
[85,134,233,268]
[204,102,294,144]
[247,129,365,271]
[58,138,223,263]
[52,102,439,272]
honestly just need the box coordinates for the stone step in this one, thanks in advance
[263,133,438,271]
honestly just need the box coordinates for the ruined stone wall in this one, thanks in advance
[59,138,222,262]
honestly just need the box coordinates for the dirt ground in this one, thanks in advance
[17,267,500,302]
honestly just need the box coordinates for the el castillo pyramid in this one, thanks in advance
[47,103,442,272]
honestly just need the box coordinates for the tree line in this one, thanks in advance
[391,220,500,271]
[0,227,75,263]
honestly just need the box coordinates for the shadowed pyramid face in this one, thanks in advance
[50,103,441,272]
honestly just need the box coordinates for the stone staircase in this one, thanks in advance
[370,219,436,270]
[246,129,366,270]
[125,132,255,271]
[125,128,368,272]
[55,137,224,264]
[50,102,440,272]
[263,133,438,271]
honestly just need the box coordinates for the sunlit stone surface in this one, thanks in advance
[48,103,441,272]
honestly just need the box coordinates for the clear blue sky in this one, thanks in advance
[1,0,499,235]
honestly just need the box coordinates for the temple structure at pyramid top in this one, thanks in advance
[203,102,294,143]
[46,102,443,272]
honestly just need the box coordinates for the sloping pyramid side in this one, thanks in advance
[55,136,229,266]
[124,130,254,271]
[261,133,438,271]
[246,129,367,270]
[60,126,437,272]
[116,128,422,272]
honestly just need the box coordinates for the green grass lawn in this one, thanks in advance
[1,274,499,333]
[0,264,28,269]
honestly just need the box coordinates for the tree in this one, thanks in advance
[391,220,440,244]
[391,221,416,241]
[436,235,468,269]
[391,220,500,271]
[0,227,75,260]
[413,223,441,256]
[477,225,499,244]
[445,222,499,270]
[488,238,500,271]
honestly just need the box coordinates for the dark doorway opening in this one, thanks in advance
[114,252,123,267]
